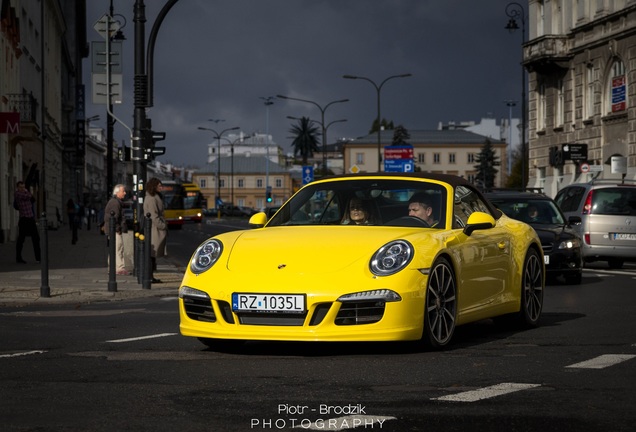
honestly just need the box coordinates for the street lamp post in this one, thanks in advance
[342,73,412,172]
[504,100,517,177]
[505,2,527,187]
[198,125,240,218]
[260,97,275,199]
[277,95,349,176]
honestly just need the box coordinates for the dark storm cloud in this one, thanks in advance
[85,0,523,168]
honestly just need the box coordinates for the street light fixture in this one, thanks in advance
[277,95,349,176]
[198,125,240,218]
[342,73,412,172]
[505,2,527,188]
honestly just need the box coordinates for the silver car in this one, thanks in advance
[554,180,636,269]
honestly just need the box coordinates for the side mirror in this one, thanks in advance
[249,212,267,228]
[463,212,496,236]
[568,216,582,225]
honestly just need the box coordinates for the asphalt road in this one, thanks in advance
[1,223,635,432]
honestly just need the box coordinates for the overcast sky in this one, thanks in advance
[83,0,526,169]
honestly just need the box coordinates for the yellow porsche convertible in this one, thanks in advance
[179,173,544,349]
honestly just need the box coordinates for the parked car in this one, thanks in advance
[554,180,636,269]
[485,190,583,284]
[179,173,544,350]
[220,204,252,217]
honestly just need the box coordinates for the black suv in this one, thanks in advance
[485,190,583,284]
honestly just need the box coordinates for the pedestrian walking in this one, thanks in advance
[103,184,129,275]
[66,198,79,244]
[143,178,167,283]
[14,181,41,264]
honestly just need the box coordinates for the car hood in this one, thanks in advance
[530,224,578,243]
[222,226,427,274]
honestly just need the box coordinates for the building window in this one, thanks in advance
[607,59,626,114]
[200,178,207,188]
[256,178,263,188]
[448,153,456,164]
[356,153,364,164]
[418,153,425,164]
[433,153,440,164]
[585,63,594,119]
[219,178,225,188]
[537,81,546,131]
[238,178,244,188]
[275,178,282,188]
[467,153,475,164]
[555,78,564,127]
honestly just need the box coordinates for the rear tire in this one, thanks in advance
[518,248,544,327]
[423,257,457,349]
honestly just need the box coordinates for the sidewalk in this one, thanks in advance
[0,222,183,307]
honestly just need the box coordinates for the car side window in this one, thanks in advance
[555,186,585,213]
[453,185,491,228]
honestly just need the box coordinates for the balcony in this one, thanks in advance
[5,93,40,140]
[523,35,572,74]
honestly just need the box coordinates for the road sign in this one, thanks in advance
[92,73,123,104]
[562,143,588,162]
[302,166,314,185]
[93,14,120,40]
[384,159,414,173]
[580,162,590,173]
[91,41,123,74]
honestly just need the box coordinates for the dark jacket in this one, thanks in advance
[103,197,126,235]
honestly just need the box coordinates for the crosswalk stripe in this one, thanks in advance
[566,354,636,369]
[432,382,541,402]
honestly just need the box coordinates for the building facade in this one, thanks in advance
[1,0,87,243]
[193,155,293,211]
[342,129,507,187]
[525,0,636,196]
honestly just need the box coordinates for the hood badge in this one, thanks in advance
[278,264,287,269]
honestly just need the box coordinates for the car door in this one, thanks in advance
[453,186,511,314]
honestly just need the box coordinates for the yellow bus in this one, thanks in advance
[162,181,204,228]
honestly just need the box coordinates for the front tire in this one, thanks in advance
[423,257,457,349]
[518,248,544,327]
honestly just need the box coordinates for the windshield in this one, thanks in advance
[267,179,447,228]
[489,197,566,225]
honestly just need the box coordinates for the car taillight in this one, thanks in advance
[582,190,593,214]
[584,233,591,244]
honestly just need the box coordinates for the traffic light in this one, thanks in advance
[144,129,166,160]
[266,186,272,203]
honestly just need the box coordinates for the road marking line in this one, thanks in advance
[293,415,396,430]
[432,382,541,402]
[566,354,636,369]
[105,333,178,343]
[0,350,47,358]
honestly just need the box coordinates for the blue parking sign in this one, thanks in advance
[302,166,314,184]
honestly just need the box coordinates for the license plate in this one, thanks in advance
[613,233,636,240]
[544,255,550,265]
[232,293,305,313]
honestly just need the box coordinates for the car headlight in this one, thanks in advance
[370,240,413,276]
[338,289,402,303]
[179,286,210,299]
[558,238,580,249]
[190,239,223,274]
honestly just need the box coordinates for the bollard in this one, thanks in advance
[108,211,117,292]
[134,231,140,280]
[142,212,152,289]
[136,232,144,285]
[39,212,50,298]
